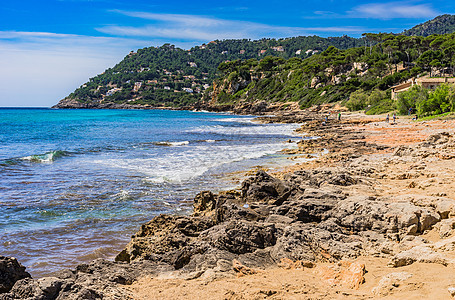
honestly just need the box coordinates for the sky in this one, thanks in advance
[0,0,453,107]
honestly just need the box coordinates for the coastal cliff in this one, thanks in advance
[4,111,455,299]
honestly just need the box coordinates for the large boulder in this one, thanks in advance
[241,171,291,205]
[0,256,31,293]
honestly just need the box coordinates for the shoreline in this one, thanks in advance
[4,109,455,299]
[0,108,302,279]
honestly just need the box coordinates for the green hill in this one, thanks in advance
[55,15,455,117]
[204,32,455,116]
[54,36,363,108]
[402,14,455,36]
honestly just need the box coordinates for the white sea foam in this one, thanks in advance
[216,117,256,123]
[20,151,66,163]
[153,141,190,146]
[92,142,291,184]
[186,123,300,136]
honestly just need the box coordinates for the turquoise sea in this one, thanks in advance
[0,108,301,277]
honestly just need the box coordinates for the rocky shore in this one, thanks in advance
[3,110,455,299]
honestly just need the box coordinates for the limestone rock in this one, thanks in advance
[436,218,455,238]
[372,272,412,296]
[388,246,448,267]
[193,191,216,216]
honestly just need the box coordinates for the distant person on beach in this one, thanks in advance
[408,107,412,115]
[386,114,389,123]
[338,113,341,121]
[325,115,328,123]
[393,113,396,123]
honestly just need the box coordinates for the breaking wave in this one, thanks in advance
[20,150,68,163]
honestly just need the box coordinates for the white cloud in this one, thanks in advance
[0,31,150,107]
[349,2,438,19]
[98,10,366,41]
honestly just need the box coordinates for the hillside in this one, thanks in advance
[402,14,455,36]
[203,32,455,115]
[54,36,363,108]
[54,16,455,116]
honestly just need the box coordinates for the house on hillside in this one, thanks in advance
[271,46,284,52]
[391,76,455,100]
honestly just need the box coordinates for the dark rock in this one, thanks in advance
[214,202,264,223]
[272,197,336,223]
[241,170,291,205]
[201,220,277,254]
[0,256,31,293]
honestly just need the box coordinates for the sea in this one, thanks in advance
[0,108,303,277]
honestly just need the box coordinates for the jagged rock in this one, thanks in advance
[193,191,216,216]
[215,202,263,223]
[241,170,291,205]
[0,256,31,293]
[115,214,215,264]
[372,272,413,296]
[285,169,358,188]
[423,132,451,146]
[393,145,414,157]
[272,196,336,223]
[328,197,440,236]
[2,259,173,300]
[339,262,365,289]
[407,195,455,219]
[201,220,277,255]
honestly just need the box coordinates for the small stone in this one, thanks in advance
[448,286,455,297]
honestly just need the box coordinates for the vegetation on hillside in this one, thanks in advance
[64,36,363,107]
[207,32,455,114]
[397,84,455,116]
[402,14,455,37]
[59,14,455,116]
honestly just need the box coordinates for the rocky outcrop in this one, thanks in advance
[0,257,31,293]
[4,117,455,298]
[0,259,173,299]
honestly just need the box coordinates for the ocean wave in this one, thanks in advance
[216,117,256,123]
[153,141,190,146]
[186,123,300,136]
[20,150,68,163]
[92,142,292,184]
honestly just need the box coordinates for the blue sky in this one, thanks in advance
[0,0,453,107]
